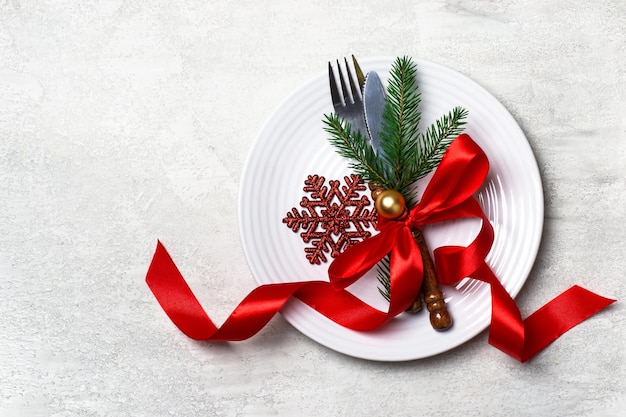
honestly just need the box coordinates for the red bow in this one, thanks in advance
[146,134,614,361]
[328,134,491,309]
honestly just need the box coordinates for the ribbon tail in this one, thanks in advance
[519,285,616,362]
[146,241,218,340]
[146,241,303,340]
[475,264,616,362]
[477,264,525,360]
[387,227,424,315]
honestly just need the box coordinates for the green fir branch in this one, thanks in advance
[323,56,469,302]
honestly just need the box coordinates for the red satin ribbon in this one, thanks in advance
[146,134,615,361]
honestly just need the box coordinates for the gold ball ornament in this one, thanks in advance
[374,189,406,219]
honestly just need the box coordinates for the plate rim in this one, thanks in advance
[238,56,544,361]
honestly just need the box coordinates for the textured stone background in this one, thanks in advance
[1,1,625,416]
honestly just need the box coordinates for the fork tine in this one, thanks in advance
[352,55,365,90]
[327,56,368,138]
[344,57,361,103]
[328,61,342,108]
[336,59,352,104]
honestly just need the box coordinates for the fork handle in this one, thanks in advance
[412,229,453,330]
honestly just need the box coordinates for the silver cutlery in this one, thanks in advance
[363,70,387,161]
[328,56,368,139]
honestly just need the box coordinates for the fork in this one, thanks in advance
[328,55,368,138]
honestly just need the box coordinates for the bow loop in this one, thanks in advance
[409,134,489,227]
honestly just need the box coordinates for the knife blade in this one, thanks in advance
[363,71,387,159]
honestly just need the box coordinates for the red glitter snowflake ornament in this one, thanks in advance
[283,174,378,265]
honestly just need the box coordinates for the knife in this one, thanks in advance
[362,71,387,159]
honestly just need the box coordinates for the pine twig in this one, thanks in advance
[376,255,391,302]
[323,113,389,188]
[379,56,422,194]
[414,106,469,180]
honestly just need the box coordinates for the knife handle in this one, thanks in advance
[412,229,453,331]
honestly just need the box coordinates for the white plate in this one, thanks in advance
[238,57,543,361]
